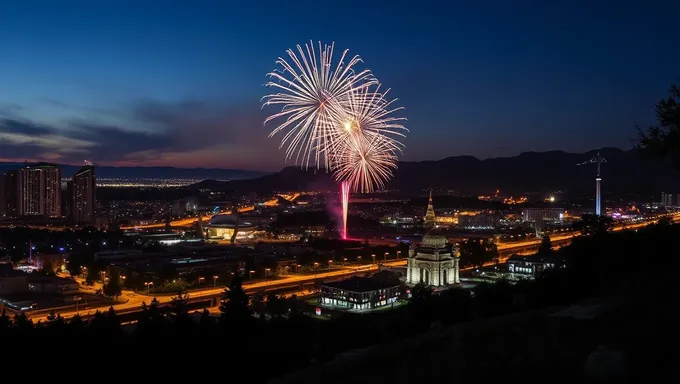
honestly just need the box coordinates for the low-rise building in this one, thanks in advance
[507,254,561,279]
[321,276,400,312]
[27,275,79,295]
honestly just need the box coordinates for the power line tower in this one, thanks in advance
[578,151,607,216]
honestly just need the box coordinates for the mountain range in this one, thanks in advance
[191,148,680,197]
[0,162,266,181]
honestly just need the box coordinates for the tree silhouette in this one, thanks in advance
[538,235,552,257]
[266,293,286,319]
[85,265,99,285]
[459,239,496,269]
[637,83,680,169]
[219,273,251,326]
[39,260,56,276]
[170,289,191,334]
[103,269,122,301]
[578,214,613,237]
[251,291,266,317]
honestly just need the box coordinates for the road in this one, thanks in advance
[29,260,406,322]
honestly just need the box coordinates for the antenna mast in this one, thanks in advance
[578,151,607,216]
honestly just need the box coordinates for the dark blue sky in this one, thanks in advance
[0,1,678,171]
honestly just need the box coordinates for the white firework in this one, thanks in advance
[262,41,376,169]
[326,83,407,171]
[333,132,399,193]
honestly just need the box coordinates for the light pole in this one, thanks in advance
[264,268,271,286]
[384,252,389,262]
[397,250,401,259]
[249,270,255,281]
[213,275,218,288]
[73,296,82,314]
[144,281,153,295]
[313,262,319,281]
[371,254,376,264]
[198,276,204,288]
[328,260,333,271]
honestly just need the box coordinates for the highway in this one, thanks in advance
[28,260,405,322]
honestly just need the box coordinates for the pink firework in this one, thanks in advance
[341,180,350,239]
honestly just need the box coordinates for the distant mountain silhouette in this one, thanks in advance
[191,148,680,196]
[0,162,266,181]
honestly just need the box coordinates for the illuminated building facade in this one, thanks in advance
[72,164,96,224]
[424,190,436,228]
[522,208,564,223]
[320,276,400,311]
[206,214,257,240]
[406,235,460,287]
[18,163,61,217]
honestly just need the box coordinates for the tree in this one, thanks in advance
[103,270,122,301]
[459,239,496,269]
[219,273,251,326]
[39,260,56,276]
[538,235,552,257]
[251,291,266,316]
[637,83,680,169]
[170,289,192,335]
[266,293,286,319]
[578,214,613,237]
[85,265,100,285]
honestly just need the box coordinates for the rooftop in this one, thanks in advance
[323,276,399,292]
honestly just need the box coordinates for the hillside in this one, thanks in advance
[191,148,680,196]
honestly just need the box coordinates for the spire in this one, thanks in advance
[424,189,436,228]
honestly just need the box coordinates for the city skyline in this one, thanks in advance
[1,2,679,171]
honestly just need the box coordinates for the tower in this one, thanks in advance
[424,190,436,228]
[578,152,607,216]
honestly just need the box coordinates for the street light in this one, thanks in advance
[249,270,255,281]
[198,276,205,288]
[328,260,333,271]
[144,281,154,295]
[384,252,389,261]
[213,275,218,287]
[73,296,82,314]
[371,254,376,263]
[264,268,271,286]
[313,262,319,281]
[397,250,402,259]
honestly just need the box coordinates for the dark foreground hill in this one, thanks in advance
[192,148,680,196]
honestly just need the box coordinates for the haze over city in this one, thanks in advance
[1,1,679,171]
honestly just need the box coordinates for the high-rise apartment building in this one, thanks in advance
[661,192,674,207]
[3,170,19,218]
[72,164,96,224]
[18,163,61,217]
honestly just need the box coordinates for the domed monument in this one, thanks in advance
[406,235,460,287]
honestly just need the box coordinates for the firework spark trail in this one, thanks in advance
[341,181,350,240]
[327,83,406,193]
[334,133,399,193]
[262,41,376,169]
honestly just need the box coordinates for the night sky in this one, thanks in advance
[1,1,678,171]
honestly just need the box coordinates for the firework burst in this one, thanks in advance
[333,132,399,193]
[262,41,376,169]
